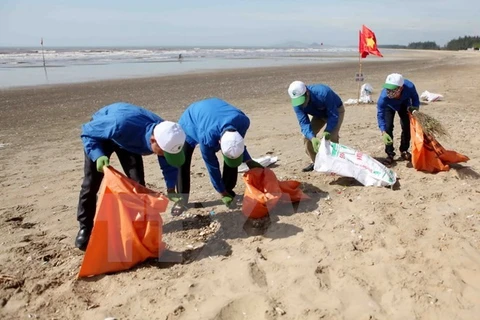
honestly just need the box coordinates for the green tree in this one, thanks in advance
[444,36,480,50]
[407,41,440,50]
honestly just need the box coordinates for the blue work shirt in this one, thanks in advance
[178,98,252,193]
[293,84,343,140]
[80,102,178,189]
[377,79,420,132]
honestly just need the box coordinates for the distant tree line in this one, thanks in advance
[379,36,480,51]
[407,41,440,50]
[444,36,480,50]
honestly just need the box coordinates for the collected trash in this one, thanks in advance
[359,83,374,103]
[410,115,469,172]
[238,155,278,173]
[411,110,449,139]
[242,168,309,219]
[314,138,397,187]
[343,83,375,105]
[420,90,443,102]
[78,166,168,278]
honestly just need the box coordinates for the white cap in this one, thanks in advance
[288,81,307,106]
[384,73,404,90]
[153,121,185,154]
[220,131,244,159]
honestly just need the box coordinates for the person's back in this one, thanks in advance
[179,97,250,148]
[305,84,343,114]
[82,102,161,158]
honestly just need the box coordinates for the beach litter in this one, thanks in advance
[238,155,278,173]
[420,90,443,102]
[343,83,375,105]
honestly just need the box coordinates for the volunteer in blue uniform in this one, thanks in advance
[173,98,262,215]
[76,102,186,251]
[377,73,420,165]
[287,81,345,172]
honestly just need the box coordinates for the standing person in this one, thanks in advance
[76,102,186,251]
[173,97,262,215]
[377,73,420,165]
[287,81,345,172]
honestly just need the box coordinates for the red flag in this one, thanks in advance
[359,31,365,56]
[359,25,383,58]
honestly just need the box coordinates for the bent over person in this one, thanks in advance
[173,97,263,215]
[76,102,186,251]
[287,80,345,172]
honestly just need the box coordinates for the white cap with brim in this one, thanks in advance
[383,73,404,90]
[288,80,307,107]
[153,121,186,167]
[220,131,244,168]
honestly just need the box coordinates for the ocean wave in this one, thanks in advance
[0,46,357,68]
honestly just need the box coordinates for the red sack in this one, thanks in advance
[78,166,168,278]
[242,168,310,219]
[410,115,469,173]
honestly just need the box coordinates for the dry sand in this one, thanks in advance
[1,50,480,320]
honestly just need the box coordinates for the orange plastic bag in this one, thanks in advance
[242,168,310,219]
[410,115,469,173]
[78,166,168,278]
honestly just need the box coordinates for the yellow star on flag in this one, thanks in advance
[366,37,376,48]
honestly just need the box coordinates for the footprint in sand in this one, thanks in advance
[248,261,267,287]
[315,265,331,289]
[212,295,276,320]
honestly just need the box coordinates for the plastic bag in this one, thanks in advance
[242,168,309,219]
[410,115,468,172]
[78,166,168,278]
[420,90,443,102]
[314,138,397,187]
[343,83,375,105]
[359,83,374,103]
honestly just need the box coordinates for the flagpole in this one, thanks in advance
[41,37,48,82]
[357,51,362,102]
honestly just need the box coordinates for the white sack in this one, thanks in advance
[314,138,396,187]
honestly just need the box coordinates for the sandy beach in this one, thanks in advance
[1,49,479,320]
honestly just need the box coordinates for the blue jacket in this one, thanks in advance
[293,84,343,140]
[178,98,252,193]
[81,102,177,189]
[377,79,420,132]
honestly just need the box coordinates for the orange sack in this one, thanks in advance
[78,166,168,278]
[410,115,469,173]
[242,168,310,219]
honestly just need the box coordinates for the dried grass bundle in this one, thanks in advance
[412,110,449,139]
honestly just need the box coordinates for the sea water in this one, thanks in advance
[0,46,366,88]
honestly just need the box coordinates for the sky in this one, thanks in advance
[1,0,479,47]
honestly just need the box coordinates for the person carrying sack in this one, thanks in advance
[76,102,186,251]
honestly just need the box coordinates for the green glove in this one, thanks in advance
[96,156,110,173]
[221,195,234,208]
[322,131,331,141]
[246,160,263,169]
[167,192,182,203]
[311,137,321,153]
[382,133,393,145]
[408,106,419,113]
